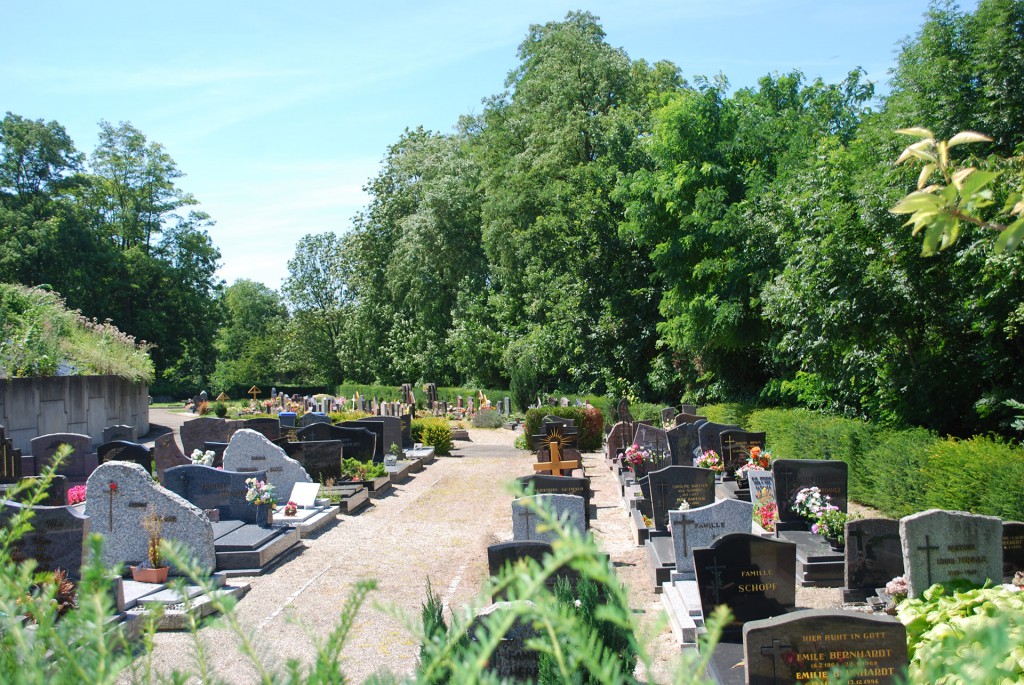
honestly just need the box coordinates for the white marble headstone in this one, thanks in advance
[289,482,321,509]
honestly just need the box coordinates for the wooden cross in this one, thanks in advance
[918,535,940,586]
[760,638,794,681]
[533,430,579,475]
[248,385,262,401]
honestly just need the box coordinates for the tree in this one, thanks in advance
[211,279,288,391]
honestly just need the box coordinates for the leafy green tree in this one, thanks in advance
[211,279,288,392]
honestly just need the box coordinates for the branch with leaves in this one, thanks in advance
[890,127,1024,255]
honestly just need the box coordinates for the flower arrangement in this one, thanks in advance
[641,513,653,528]
[886,575,909,601]
[67,485,86,505]
[695,450,724,473]
[792,486,837,521]
[190,449,215,466]
[735,446,773,481]
[753,487,777,532]
[244,478,277,507]
[623,443,650,469]
[811,508,848,545]
[283,501,298,517]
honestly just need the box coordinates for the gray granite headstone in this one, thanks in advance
[743,610,908,685]
[0,499,88,578]
[845,518,904,599]
[512,494,585,543]
[223,429,312,501]
[516,474,591,525]
[163,464,267,524]
[670,498,754,580]
[1004,521,1024,580]
[85,461,216,573]
[647,466,716,530]
[29,433,96,482]
[102,425,135,444]
[900,509,1003,598]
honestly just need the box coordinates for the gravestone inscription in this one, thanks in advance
[719,430,766,475]
[516,474,590,525]
[900,509,1003,597]
[647,466,716,530]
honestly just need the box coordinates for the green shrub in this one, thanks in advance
[471,408,504,429]
[340,457,386,480]
[328,409,371,423]
[524,407,602,452]
[863,427,935,517]
[699,403,758,427]
[213,402,228,418]
[413,418,453,455]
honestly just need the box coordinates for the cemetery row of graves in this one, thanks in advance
[490,400,1024,683]
[0,399,438,633]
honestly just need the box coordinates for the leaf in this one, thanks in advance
[896,140,937,165]
[917,164,935,190]
[1002,191,1022,214]
[922,223,943,256]
[890,192,943,214]
[947,131,993,148]
[960,170,999,198]
[951,167,975,191]
[896,127,935,139]
[995,216,1024,254]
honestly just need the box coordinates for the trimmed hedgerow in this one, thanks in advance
[524,407,603,452]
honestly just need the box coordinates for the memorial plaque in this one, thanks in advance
[900,509,1003,597]
[693,533,796,637]
[163,464,266,523]
[845,518,904,599]
[772,460,848,527]
[1004,521,1024,580]
[647,466,716,530]
[743,610,908,685]
[289,482,321,509]
[720,430,766,475]
[0,500,88,578]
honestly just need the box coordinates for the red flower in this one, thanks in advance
[109,482,118,492]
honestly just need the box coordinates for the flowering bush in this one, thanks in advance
[792,486,837,521]
[190,449,215,466]
[735,446,773,481]
[886,575,909,601]
[67,485,87,505]
[695,450,724,473]
[283,501,298,517]
[753,487,777,532]
[811,508,848,544]
[244,478,277,507]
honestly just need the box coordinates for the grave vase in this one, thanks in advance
[825,536,844,552]
[256,504,273,528]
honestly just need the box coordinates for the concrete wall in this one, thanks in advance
[0,376,149,453]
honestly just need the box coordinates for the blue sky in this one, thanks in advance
[2,1,978,289]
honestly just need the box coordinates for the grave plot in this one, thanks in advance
[842,518,904,603]
[771,459,849,587]
[511,494,585,543]
[532,422,583,477]
[161,464,304,573]
[636,465,716,558]
[25,432,97,485]
[717,429,766,499]
[516,474,591,525]
[899,508,1003,598]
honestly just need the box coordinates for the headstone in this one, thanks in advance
[747,470,775,501]
[153,434,190,483]
[772,460,848,528]
[163,464,268,524]
[719,430,766,475]
[695,422,740,458]
[1,424,22,484]
[85,461,216,573]
[673,412,707,425]
[605,422,631,460]
[243,418,281,442]
[647,466,716,530]
[400,412,413,449]
[289,482,321,509]
[341,421,385,462]
[296,413,330,428]
[19,474,69,506]
[634,424,670,456]
[97,440,154,475]
[1004,521,1024,581]
[359,416,402,456]
[179,417,243,456]
[666,423,699,466]
[222,429,313,501]
[844,518,904,602]
[504,397,511,415]
[742,610,908,685]
[680,404,698,415]
[670,498,755,580]
[469,602,539,681]
[900,509,1003,597]
[511,494,585,543]
[102,425,135,444]
[516,475,590,525]
[616,398,634,424]
[295,422,334,443]
[330,426,377,462]
[488,541,555,580]
[661,407,676,426]
[28,433,96,483]
[693,533,796,638]
[202,442,228,468]
[288,440,344,482]
[0,500,89,578]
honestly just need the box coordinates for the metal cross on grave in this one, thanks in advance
[533,430,579,475]
[760,638,794,681]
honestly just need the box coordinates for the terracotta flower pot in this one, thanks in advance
[131,565,169,584]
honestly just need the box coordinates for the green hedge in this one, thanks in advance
[743,407,1024,521]
[411,418,453,456]
[524,407,603,452]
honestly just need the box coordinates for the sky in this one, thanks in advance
[2,0,980,290]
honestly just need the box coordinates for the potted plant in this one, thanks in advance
[131,513,169,583]
[811,507,848,551]
[245,478,278,528]
[623,444,650,479]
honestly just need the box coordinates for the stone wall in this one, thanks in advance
[0,376,149,453]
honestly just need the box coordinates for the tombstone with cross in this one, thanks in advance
[532,426,581,476]
[511,494,585,543]
[899,509,1003,598]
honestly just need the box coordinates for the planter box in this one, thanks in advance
[130,565,169,584]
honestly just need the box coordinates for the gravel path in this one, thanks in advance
[131,414,850,683]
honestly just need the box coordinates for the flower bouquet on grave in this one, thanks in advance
[753,487,777,533]
[810,506,847,550]
[623,443,650,476]
[695,449,724,475]
[283,501,298,517]
[67,485,87,505]
[190,449,215,467]
[734,446,773,484]
[132,512,169,584]
[245,478,278,527]
[792,486,834,522]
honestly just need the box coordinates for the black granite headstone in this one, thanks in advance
[844,518,904,601]
[772,460,848,528]
[720,430,766,475]
[666,423,700,466]
[296,413,330,428]
[0,500,88,579]
[98,440,155,475]
[163,464,268,524]
[359,416,403,455]
[400,412,413,448]
[1,424,22,484]
[1004,521,1024,580]
[243,418,281,441]
[296,423,334,443]
[674,412,707,425]
[19,474,69,506]
[332,425,377,462]
[289,440,344,482]
[647,466,716,530]
[202,441,228,469]
[694,533,796,639]
[341,421,384,462]
[742,610,908,685]
[696,422,741,458]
